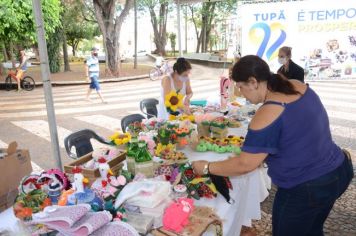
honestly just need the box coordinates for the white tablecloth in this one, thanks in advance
[0,127,271,236]
[183,151,270,235]
[181,127,271,235]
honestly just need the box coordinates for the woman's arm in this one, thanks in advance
[183,80,193,113]
[162,76,172,97]
[193,103,284,176]
[193,152,267,176]
[185,79,193,100]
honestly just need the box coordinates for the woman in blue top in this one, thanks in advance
[193,55,354,236]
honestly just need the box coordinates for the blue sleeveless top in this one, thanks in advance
[241,86,344,188]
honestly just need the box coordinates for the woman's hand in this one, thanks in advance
[192,160,209,176]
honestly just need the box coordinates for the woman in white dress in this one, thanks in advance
[157,58,193,120]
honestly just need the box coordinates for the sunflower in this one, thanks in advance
[179,114,195,122]
[169,114,177,121]
[113,132,132,145]
[165,90,184,112]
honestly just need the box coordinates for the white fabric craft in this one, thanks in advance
[114,180,171,209]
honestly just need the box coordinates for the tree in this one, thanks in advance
[139,0,170,56]
[209,34,219,52]
[189,0,236,53]
[169,33,176,56]
[92,0,134,76]
[47,27,62,73]
[61,0,70,71]
[0,0,61,61]
[63,0,100,57]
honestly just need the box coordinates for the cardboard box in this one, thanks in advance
[64,150,126,183]
[0,142,32,212]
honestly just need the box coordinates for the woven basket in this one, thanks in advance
[135,160,154,178]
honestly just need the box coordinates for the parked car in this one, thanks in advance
[97,52,126,63]
[132,50,147,57]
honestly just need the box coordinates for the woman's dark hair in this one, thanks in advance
[232,55,299,95]
[173,57,192,75]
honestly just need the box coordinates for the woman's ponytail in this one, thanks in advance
[267,73,300,95]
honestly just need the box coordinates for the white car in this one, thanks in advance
[132,50,147,57]
[97,52,126,62]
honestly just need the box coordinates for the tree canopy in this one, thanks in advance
[0,0,62,46]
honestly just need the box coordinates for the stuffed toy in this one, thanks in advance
[220,76,232,111]
[60,166,103,211]
[163,198,194,233]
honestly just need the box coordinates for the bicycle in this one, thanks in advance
[5,69,35,91]
[149,60,172,81]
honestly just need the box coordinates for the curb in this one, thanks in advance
[48,74,149,87]
[0,74,150,88]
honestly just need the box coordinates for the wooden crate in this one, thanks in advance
[64,150,126,180]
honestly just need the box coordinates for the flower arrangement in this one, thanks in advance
[110,132,132,146]
[127,121,144,137]
[178,114,195,123]
[143,118,164,130]
[14,189,51,221]
[155,143,176,157]
[173,127,192,137]
[165,90,184,114]
[195,135,244,154]
[210,117,229,129]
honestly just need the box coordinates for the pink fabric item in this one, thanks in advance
[56,211,112,236]
[163,198,194,233]
[27,204,91,230]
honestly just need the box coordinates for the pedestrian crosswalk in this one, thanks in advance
[11,120,72,148]
[0,79,355,169]
[75,115,122,131]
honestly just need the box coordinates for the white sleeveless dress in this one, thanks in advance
[157,75,186,120]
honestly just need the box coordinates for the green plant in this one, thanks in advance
[169,33,176,56]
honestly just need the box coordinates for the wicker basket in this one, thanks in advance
[135,160,154,178]
[210,126,228,139]
[197,123,211,137]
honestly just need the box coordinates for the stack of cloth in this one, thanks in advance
[26,204,139,236]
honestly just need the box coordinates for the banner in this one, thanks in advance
[239,0,356,79]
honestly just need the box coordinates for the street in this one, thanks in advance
[0,65,355,234]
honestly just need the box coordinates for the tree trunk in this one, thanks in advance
[93,0,133,77]
[62,34,71,71]
[32,45,40,61]
[102,35,111,77]
[189,6,201,53]
[149,3,168,56]
[1,42,8,61]
[72,46,76,57]
[196,34,202,53]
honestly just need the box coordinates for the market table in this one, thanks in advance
[181,127,271,235]
[0,125,271,236]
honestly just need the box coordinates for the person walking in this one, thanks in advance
[85,47,106,103]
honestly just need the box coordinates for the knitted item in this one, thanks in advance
[162,198,194,233]
[152,206,222,236]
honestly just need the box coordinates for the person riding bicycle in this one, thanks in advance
[15,49,28,91]
[155,52,164,68]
